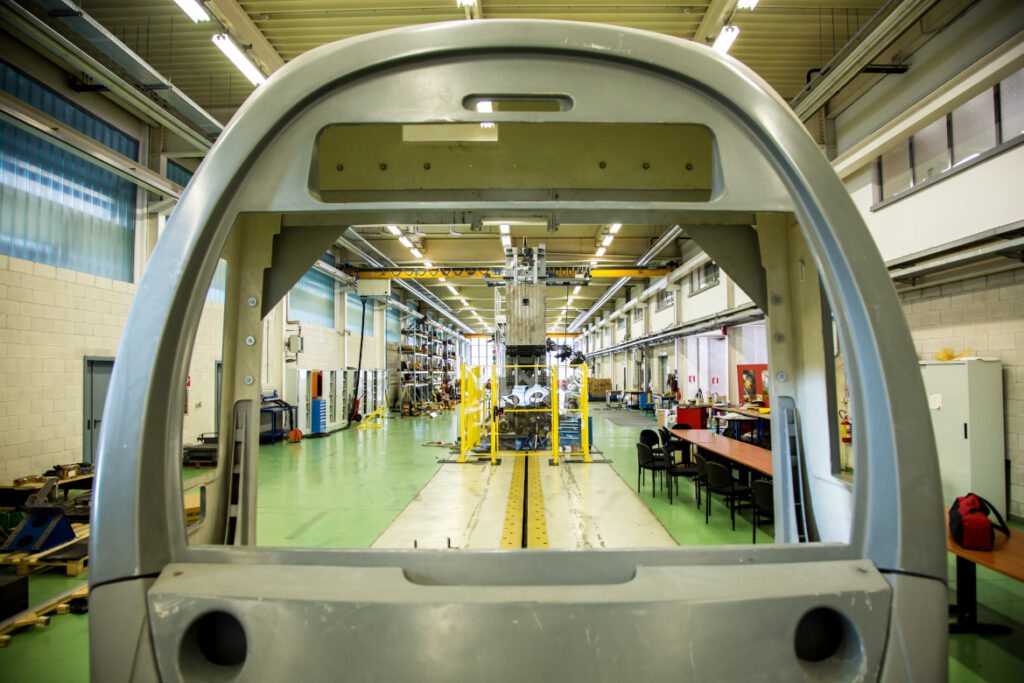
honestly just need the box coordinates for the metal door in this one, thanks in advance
[83,358,113,463]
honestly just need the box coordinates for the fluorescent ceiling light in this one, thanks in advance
[386,225,401,235]
[602,235,614,247]
[460,298,468,305]
[596,247,606,257]
[712,26,740,55]
[590,260,597,267]
[609,223,622,234]
[737,0,759,9]
[173,0,209,22]
[398,236,412,248]
[423,261,433,268]
[212,34,266,86]
[439,276,447,282]
[410,248,423,258]
[499,224,510,234]
[501,235,512,248]
[447,284,459,295]
[572,285,581,295]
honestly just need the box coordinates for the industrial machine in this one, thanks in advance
[91,20,945,681]
[494,244,553,452]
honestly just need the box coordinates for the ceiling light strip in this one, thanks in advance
[173,0,209,23]
[212,33,266,86]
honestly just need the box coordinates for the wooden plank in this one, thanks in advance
[946,518,1024,582]
[0,523,89,576]
[0,583,88,646]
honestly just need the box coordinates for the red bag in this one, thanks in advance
[949,493,1010,551]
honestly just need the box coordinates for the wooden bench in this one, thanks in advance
[947,521,1024,635]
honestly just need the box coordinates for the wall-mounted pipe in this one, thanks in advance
[586,303,762,358]
[569,225,682,331]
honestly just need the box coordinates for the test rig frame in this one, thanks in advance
[91,20,946,681]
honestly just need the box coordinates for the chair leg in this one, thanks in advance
[730,491,736,531]
[668,476,673,505]
[752,509,757,544]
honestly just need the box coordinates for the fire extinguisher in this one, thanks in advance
[839,409,852,444]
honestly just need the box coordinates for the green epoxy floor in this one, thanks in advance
[2,409,1023,681]
[255,417,448,548]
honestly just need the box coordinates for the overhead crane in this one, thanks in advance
[352,265,672,281]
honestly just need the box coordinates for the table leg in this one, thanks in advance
[949,555,1012,635]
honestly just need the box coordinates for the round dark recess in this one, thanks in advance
[794,607,844,662]
[194,611,247,667]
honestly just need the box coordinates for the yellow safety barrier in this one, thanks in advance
[459,365,485,461]
[356,405,387,430]
[459,363,590,465]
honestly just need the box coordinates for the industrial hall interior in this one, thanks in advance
[1,0,1024,681]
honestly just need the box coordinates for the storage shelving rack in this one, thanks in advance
[399,318,462,413]
[399,325,430,412]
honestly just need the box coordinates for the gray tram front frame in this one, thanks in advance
[90,20,946,682]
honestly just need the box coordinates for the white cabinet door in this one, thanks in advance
[920,364,969,505]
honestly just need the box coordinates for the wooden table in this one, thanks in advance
[670,429,773,477]
[946,519,1024,635]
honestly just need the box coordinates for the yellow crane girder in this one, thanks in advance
[354,266,670,280]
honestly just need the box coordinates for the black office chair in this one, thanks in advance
[639,429,664,458]
[703,461,751,530]
[751,479,775,543]
[662,449,698,505]
[658,426,688,459]
[636,442,667,497]
[670,423,692,430]
[692,452,708,510]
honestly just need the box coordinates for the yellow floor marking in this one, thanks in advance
[500,457,525,548]
[526,455,549,548]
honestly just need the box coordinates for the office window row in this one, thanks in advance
[877,67,1024,201]
[655,287,674,311]
[166,160,194,188]
[689,262,720,295]
[0,61,138,282]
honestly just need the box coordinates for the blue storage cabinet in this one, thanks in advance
[557,416,593,451]
[311,398,326,433]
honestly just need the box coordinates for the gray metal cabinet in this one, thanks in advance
[920,358,1005,514]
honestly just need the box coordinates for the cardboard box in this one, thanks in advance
[589,378,612,398]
